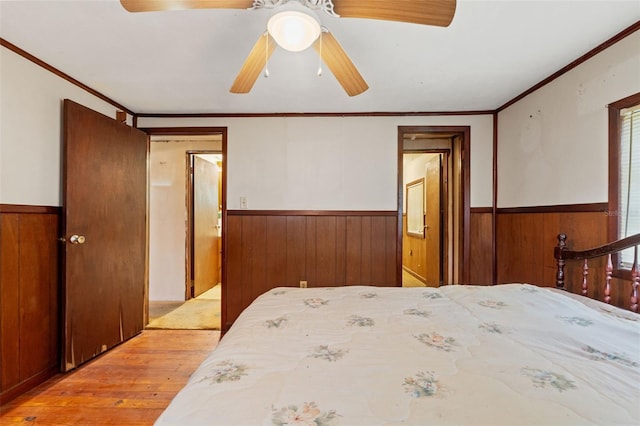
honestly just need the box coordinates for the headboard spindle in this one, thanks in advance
[604,254,612,305]
[555,233,567,290]
[581,259,588,296]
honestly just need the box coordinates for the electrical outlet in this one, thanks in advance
[240,196,247,209]
[299,280,308,288]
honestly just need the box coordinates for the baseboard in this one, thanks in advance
[0,366,60,406]
[402,266,426,283]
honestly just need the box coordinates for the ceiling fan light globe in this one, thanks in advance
[267,11,321,52]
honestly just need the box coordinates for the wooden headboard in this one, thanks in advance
[555,233,640,312]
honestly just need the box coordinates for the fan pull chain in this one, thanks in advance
[317,31,323,77]
[264,32,270,78]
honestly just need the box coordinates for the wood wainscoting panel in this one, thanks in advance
[0,206,60,404]
[371,217,389,285]
[1,214,21,392]
[306,216,320,285]
[267,216,288,290]
[497,213,546,285]
[246,215,267,309]
[494,207,637,309]
[315,216,338,286]
[224,214,244,327]
[18,214,60,382]
[225,211,398,329]
[497,211,608,286]
[345,216,363,285]
[469,211,493,285]
[286,216,307,287]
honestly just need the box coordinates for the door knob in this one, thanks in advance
[69,234,86,245]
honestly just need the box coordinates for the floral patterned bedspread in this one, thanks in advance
[155,284,640,426]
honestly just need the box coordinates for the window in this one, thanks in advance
[609,93,640,277]
[618,105,640,266]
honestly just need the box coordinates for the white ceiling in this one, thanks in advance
[1,0,639,114]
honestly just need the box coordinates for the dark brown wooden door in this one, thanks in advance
[62,99,147,372]
[424,155,442,286]
[193,156,219,297]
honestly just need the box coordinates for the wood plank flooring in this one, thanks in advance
[0,330,220,425]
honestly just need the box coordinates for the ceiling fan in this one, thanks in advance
[120,0,456,97]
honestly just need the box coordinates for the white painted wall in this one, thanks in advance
[1,44,493,210]
[138,115,495,210]
[497,31,640,208]
[3,29,638,212]
[0,46,130,206]
[149,139,222,301]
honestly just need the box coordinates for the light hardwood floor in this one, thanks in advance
[0,330,220,425]
[147,285,221,330]
[402,269,427,287]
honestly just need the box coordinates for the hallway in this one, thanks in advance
[147,284,221,330]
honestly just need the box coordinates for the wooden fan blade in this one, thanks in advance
[333,0,456,27]
[230,33,276,94]
[313,32,368,97]
[120,0,254,13]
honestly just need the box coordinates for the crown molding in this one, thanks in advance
[1,38,134,116]
[497,20,640,113]
[3,19,639,118]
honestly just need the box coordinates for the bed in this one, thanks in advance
[155,234,640,426]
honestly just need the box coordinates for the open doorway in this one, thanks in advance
[146,133,225,330]
[187,152,222,298]
[399,126,470,286]
[402,153,445,287]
